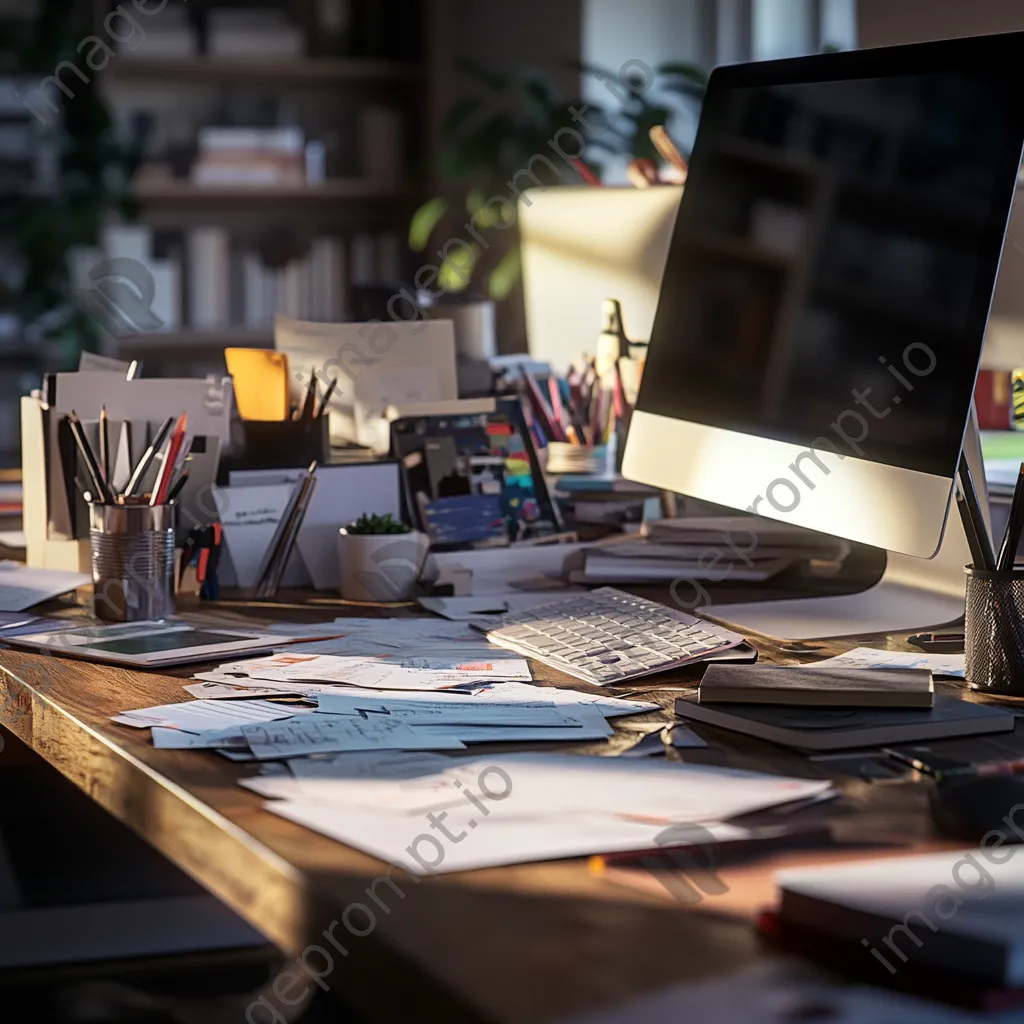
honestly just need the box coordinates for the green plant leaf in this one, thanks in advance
[409,197,448,252]
[455,55,508,92]
[442,96,485,139]
[438,241,480,293]
[487,248,521,301]
[657,62,709,86]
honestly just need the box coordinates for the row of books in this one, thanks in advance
[187,230,404,330]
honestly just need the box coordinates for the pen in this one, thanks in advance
[125,415,174,498]
[299,366,318,421]
[99,405,110,485]
[997,462,1024,571]
[317,375,338,418]
[68,411,112,504]
[957,457,995,570]
[166,471,189,504]
[150,412,188,506]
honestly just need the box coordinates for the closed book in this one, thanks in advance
[673,695,1014,751]
[775,849,1024,988]
[698,663,934,708]
[186,227,229,329]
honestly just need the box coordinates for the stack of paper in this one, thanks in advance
[242,751,835,873]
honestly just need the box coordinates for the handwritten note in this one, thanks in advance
[239,716,467,760]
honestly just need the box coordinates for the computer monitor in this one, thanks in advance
[519,186,681,370]
[623,33,1024,569]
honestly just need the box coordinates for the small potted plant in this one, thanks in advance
[336,514,429,602]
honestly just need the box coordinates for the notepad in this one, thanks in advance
[698,663,935,708]
[675,694,1015,751]
[225,349,290,421]
[775,849,1024,987]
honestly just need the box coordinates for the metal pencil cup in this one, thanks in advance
[89,503,176,623]
[964,566,1024,694]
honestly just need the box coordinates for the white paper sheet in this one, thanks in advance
[0,562,90,611]
[314,693,578,725]
[406,707,614,743]
[239,716,467,760]
[183,681,305,700]
[239,750,454,801]
[214,484,309,590]
[466,682,661,718]
[805,647,965,679]
[238,653,533,690]
[152,726,249,750]
[317,753,832,821]
[266,800,747,875]
[112,698,302,732]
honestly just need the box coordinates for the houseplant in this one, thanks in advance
[409,59,707,349]
[0,0,141,365]
[337,514,429,603]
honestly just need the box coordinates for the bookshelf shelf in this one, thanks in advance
[112,329,274,352]
[111,57,423,86]
[135,180,421,204]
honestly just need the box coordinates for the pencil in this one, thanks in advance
[68,411,111,504]
[957,457,995,570]
[150,412,188,506]
[997,463,1024,572]
[316,376,338,418]
[167,471,190,503]
[125,415,174,498]
[299,367,318,421]
[99,405,109,485]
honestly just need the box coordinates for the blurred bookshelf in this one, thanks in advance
[83,0,431,376]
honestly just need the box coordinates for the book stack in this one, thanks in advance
[192,127,305,188]
[207,8,304,58]
[570,514,851,585]
[239,239,348,329]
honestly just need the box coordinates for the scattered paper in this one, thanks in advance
[268,800,740,875]
[239,716,467,760]
[314,693,580,726]
[0,562,90,611]
[152,726,248,750]
[805,647,965,679]
[237,653,533,691]
[112,699,303,732]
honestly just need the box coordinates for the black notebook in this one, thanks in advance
[674,695,1014,751]
[698,664,934,708]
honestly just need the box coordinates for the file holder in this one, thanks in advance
[240,417,329,470]
[964,565,1024,694]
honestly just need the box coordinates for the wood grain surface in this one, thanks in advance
[0,589,1018,1023]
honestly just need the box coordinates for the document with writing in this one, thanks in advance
[239,716,467,760]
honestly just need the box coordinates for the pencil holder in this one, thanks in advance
[964,565,1024,694]
[89,503,176,623]
[240,417,330,470]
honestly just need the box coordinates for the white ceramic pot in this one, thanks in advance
[336,529,430,602]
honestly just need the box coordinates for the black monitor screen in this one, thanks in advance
[637,40,1024,478]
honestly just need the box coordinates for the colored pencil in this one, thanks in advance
[125,415,174,498]
[150,412,187,506]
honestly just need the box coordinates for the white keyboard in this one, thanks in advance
[484,587,744,686]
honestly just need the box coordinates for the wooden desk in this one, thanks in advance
[0,594,1017,1023]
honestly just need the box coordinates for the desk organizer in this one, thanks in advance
[240,417,329,470]
[89,503,176,622]
[964,565,1024,694]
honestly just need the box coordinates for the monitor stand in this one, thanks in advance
[705,418,988,641]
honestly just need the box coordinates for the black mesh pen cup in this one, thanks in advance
[89,503,176,623]
[964,565,1024,694]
